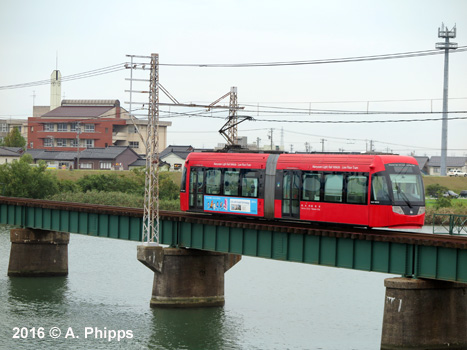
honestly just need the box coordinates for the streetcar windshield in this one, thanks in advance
[386,164,424,205]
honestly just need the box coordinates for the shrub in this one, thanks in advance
[426,184,448,198]
[47,191,180,211]
[130,169,180,200]
[160,199,180,211]
[58,179,80,193]
[76,174,144,195]
[434,196,452,209]
[47,190,144,208]
[0,157,58,198]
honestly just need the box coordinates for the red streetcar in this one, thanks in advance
[180,152,425,229]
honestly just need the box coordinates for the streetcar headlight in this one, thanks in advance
[392,206,404,215]
[417,206,425,215]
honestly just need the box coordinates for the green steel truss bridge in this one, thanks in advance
[2,196,467,283]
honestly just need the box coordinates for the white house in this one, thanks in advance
[0,147,22,164]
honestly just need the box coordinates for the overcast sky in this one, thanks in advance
[1,0,466,155]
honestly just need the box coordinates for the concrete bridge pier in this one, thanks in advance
[8,228,70,277]
[381,277,467,350]
[137,246,241,308]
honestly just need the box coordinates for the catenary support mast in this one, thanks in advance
[142,53,160,245]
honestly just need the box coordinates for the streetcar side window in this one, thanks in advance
[180,166,187,192]
[241,170,259,198]
[189,167,204,208]
[206,169,222,195]
[324,174,343,202]
[302,173,321,201]
[346,175,368,204]
[371,172,391,204]
[223,170,240,196]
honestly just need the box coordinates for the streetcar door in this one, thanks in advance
[282,170,301,218]
[189,167,204,210]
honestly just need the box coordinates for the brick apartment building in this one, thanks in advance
[27,99,171,155]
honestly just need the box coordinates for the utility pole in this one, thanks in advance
[280,127,284,151]
[76,121,81,170]
[268,128,274,150]
[436,23,457,176]
[320,138,326,152]
[142,53,160,245]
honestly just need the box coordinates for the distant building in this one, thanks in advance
[0,147,23,164]
[27,99,171,155]
[0,119,28,144]
[160,145,195,171]
[427,156,467,175]
[26,146,140,170]
[413,156,429,175]
[128,158,170,171]
[77,146,140,170]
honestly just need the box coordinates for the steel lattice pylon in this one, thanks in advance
[227,87,238,145]
[142,53,160,245]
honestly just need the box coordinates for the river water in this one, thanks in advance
[0,225,434,349]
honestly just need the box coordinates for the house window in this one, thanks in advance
[70,139,78,147]
[56,138,67,147]
[44,138,53,147]
[100,162,112,169]
[0,124,8,132]
[44,123,54,132]
[70,122,78,132]
[84,124,95,132]
[57,123,68,132]
[85,139,94,148]
[80,163,92,169]
[129,141,139,149]
[30,142,33,148]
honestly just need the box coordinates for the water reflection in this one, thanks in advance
[147,307,242,350]
[7,277,69,317]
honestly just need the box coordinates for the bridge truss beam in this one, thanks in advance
[1,198,467,283]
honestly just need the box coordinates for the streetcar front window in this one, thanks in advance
[386,164,424,205]
[389,174,424,203]
[370,172,391,204]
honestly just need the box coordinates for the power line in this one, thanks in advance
[251,115,467,124]
[241,127,467,152]
[240,106,467,116]
[158,47,467,68]
[240,97,467,105]
[0,63,126,90]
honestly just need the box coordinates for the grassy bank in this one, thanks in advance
[423,176,467,194]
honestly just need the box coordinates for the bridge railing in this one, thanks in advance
[433,214,467,235]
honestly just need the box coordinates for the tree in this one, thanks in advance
[1,127,26,148]
[0,155,58,198]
